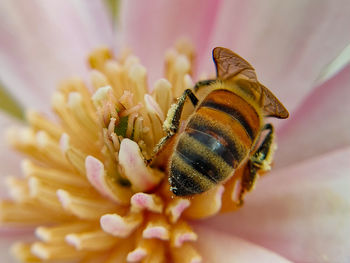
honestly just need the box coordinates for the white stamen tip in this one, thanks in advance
[59,133,70,152]
[143,226,169,240]
[127,248,147,262]
[36,131,48,148]
[175,55,190,72]
[92,86,112,107]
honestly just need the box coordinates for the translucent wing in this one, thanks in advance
[259,84,289,119]
[213,47,256,80]
[212,47,289,119]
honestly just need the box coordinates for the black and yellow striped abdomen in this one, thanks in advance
[169,89,262,196]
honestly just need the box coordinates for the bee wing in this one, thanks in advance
[213,47,289,119]
[213,47,257,80]
[259,84,289,119]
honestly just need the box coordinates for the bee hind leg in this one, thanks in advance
[147,89,199,165]
[242,123,275,192]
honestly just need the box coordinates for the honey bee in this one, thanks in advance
[153,47,289,196]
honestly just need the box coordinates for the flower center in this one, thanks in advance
[1,41,264,263]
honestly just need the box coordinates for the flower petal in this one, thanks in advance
[204,147,350,262]
[194,226,291,263]
[118,0,222,85]
[0,0,113,111]
[201,0,350,113]
[118,139,163,192]
[276,63,350,168]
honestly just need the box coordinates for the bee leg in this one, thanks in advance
[163,89,199,135]
[242,123,275,192]
[193,79,216,92]
[147,89,199,165]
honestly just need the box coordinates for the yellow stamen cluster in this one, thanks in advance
[1,41,245,263]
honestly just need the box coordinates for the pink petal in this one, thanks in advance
[100,213,142,238]
[0,112,22,198]
[130,193,163,213]
[118,139,162,192]
[85,155,123,203]
[118,0,222,85]
[0,0,113,112]
[201,0,350,114]
[204,147,350,262]
[276,63,350,168]
[194,226,291,263]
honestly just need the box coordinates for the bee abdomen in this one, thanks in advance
[200,89,261,140]
[169,132,234,196]
[169,89,261,196]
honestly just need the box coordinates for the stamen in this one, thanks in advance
[142,215,170,240]
[165,198,191,223]
[11,243,40,263]
[184,185,225,219]
[35,221,96,242]
[31,242,87,261]
[104,238,134,262]
[125,112,137,138]
[175,38,195,65]
[85,155,132,204]
[152,78,173,117]
[104,60,124,98]
[170,221,197,247]
[171,243,202,263]
[145,94,164,121]
[100,212,143,238]
[52,92,100,156]
[183,74,194,90]
[232,178,243,204]
[0,200,67,224]
[221,165,246,212]
[127,238,161,262]
[132,117,143,143]
[5,177,30,202]
[140,240,165,263]
[22,159,89,187]
[119,91,134,109]
[144,95,165,147]
[90,70,110,90]
[66,229,119,251]
[26,110,63,140]
[124,55,140,70]
[127,247,147,262]
[67,92,99,137]
[92,86,113,108]
[6,127,72,169]
[118,139,163,192]
[165,50,191,97]
[28,177,71,210]
[119,103,142,118]
[60,133,87,175]
[128,63,147,104]
[88,47,112,71]
[59,78,92,103]
[130,193,163,213]
[36,131,71,167]
[57,189,120,220]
